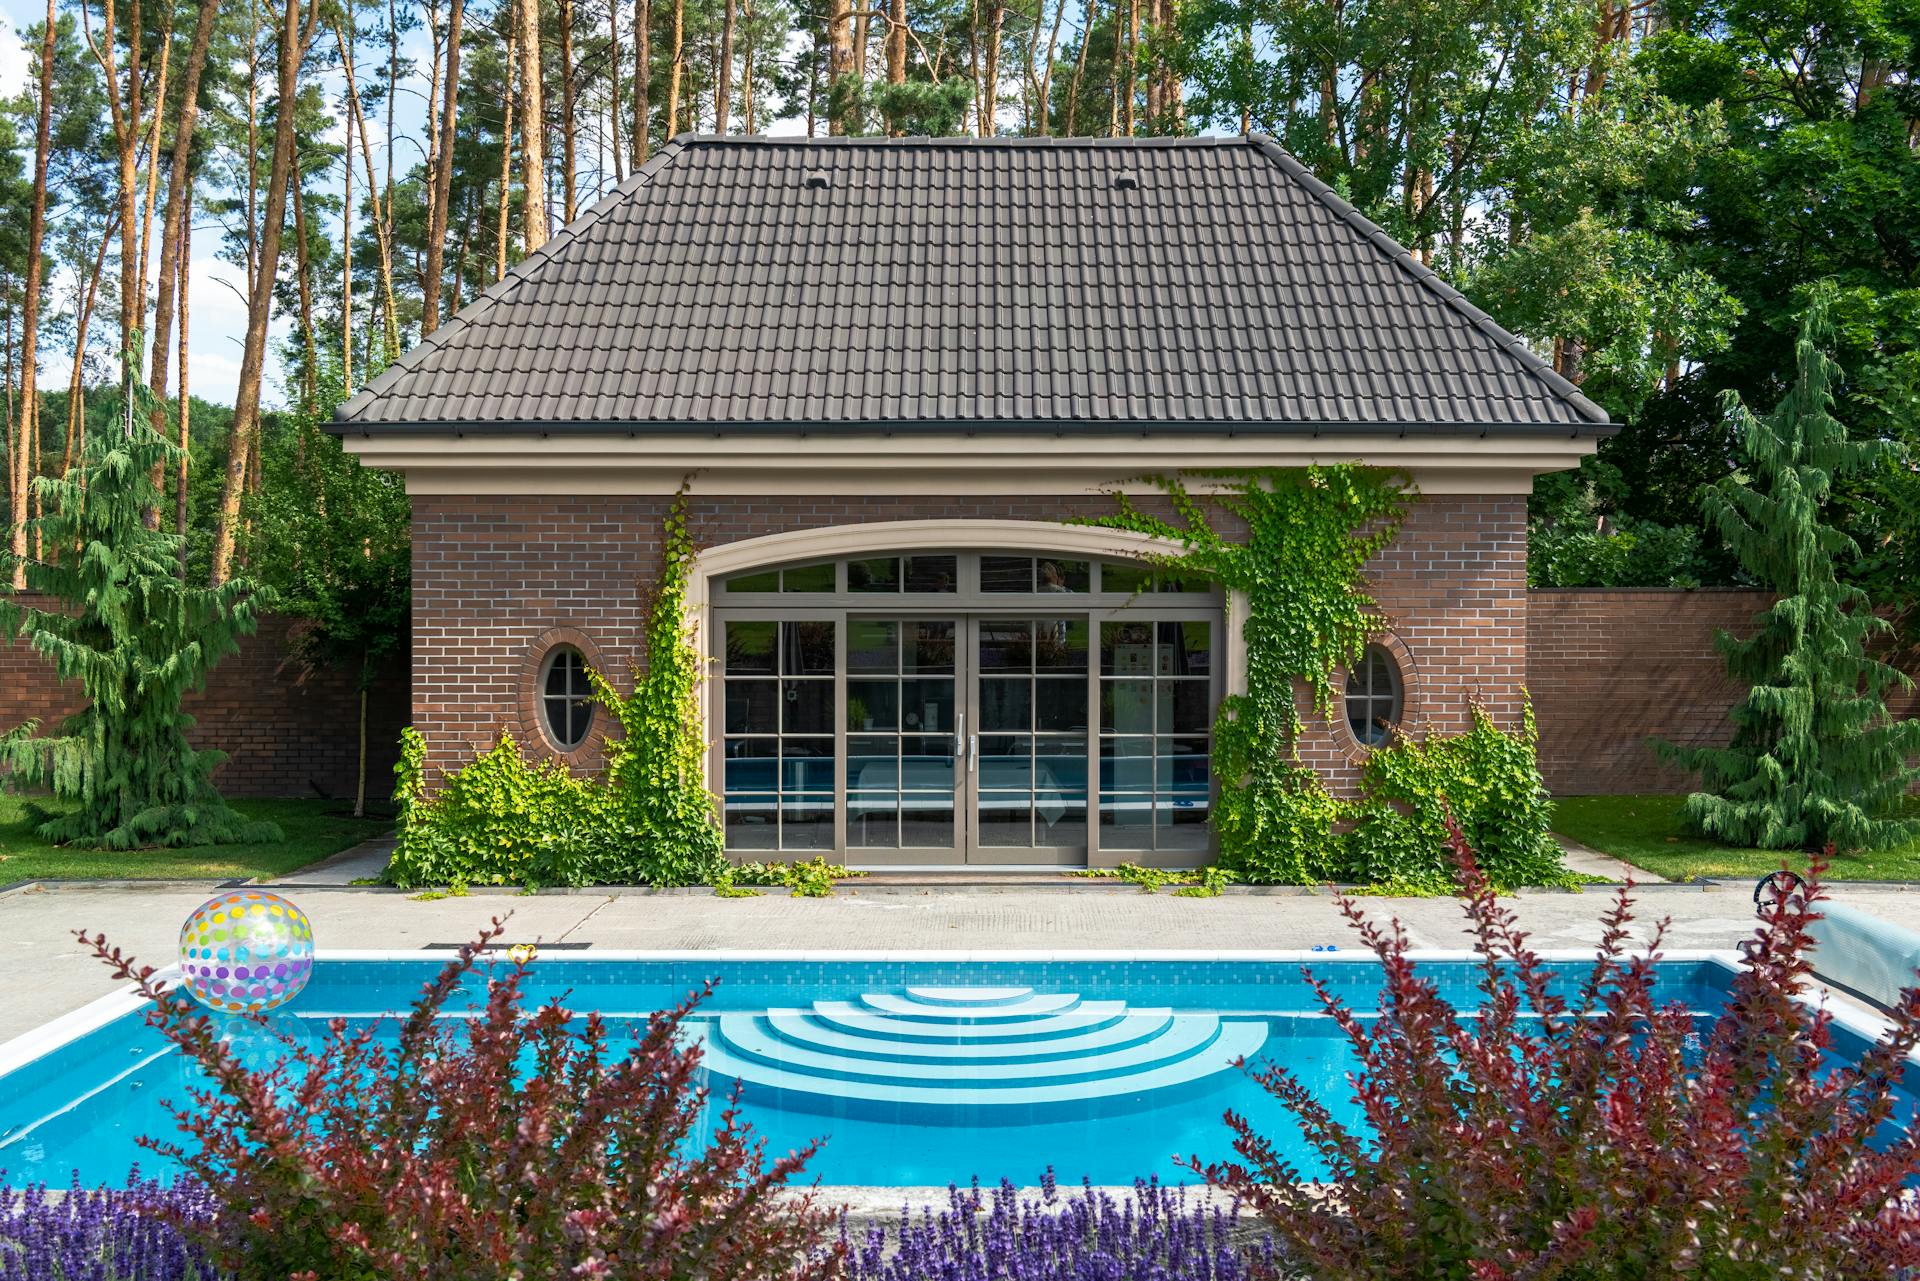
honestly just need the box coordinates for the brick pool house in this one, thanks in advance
[332,135,1611,870]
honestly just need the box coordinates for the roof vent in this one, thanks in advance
[803,169,831,190]
[1112,170,1140,191]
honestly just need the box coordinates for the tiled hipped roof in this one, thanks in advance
[334,135,1614,434]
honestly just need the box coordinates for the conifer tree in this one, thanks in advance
[1661,287,1920,852]
[0,347,280,849]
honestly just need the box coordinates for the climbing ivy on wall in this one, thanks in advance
[388,486,726,889]
[1083,468,1567,889]
[587,486,729,887]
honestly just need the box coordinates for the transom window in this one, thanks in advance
[540,647,594,750]
[1345,644,1404,747]
[721,553,1215,598]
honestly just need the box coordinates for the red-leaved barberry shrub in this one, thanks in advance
[1190,822,1920,1280]
[80,917,843,1281]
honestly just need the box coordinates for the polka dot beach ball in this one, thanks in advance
[177,892,315,1014]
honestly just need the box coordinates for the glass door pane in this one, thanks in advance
[969,616,1089,863]
[846,618,961,854]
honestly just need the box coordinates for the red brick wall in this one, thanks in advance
[0,598,408,801]
[410,493,1531,796]
[1527,588,1920,796]
[1527,588,1763,796]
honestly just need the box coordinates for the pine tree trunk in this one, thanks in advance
[608,0,624,180]
[211,0,312,588]
[422,0,462,334]
[146,0,214,499]
[291,154,317,407]
[1065,0,1093,136]
[825,0,850,133]
[717,0,734,132]
[62,219,114,478]
[134,28,171,341]
[497,25,516,282]
[519,0,548,252]
[638,0,654,153]
[11,0,54,590]
[356,679,368,819]
[667,0,685,142]
[981,0,1002,136]
[338,28,401,364]
[560,0,577,220]
[742,0,755,131]
[175,208,191,578]
[886,0,906,93]
[1035,0,1064,135]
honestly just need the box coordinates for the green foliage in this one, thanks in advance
[1072,863,1240,896]
[250,357,410,816]
[1343,703,1569,891]
[1528,460,1710,588]
[1660,288,1920,852]
[1085,468,1571,890]
[389,492,728,889]
[718,857,863,898]
[387,728,609,889]
[1083,467,1406,880]
[585,488,729,888]
[0,351,278,850]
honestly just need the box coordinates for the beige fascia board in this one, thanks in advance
[342,431,1597,496]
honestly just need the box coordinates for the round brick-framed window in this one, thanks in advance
[1335,634,1418,758]
[519,627,610,760]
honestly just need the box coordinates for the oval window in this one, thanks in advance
[540,646,594,750]
[1344,644,1403,747]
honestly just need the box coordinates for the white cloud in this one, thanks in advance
[0,13,30,101]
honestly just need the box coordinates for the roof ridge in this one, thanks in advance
[1244,134,1612,428]
[335,139,692,423]
[666,132,1246,148]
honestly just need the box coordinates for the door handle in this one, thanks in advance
[953,712,964,765]
[969,734,978,774]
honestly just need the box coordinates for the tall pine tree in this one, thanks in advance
[1662,286,1920,852]
[0,348,280,849]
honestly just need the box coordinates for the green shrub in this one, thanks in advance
[387,728,609,889]
[1341,702,1569,890]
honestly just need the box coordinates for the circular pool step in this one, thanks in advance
[700,986,1267,1119]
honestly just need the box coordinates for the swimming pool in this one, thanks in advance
[1,951,1911,1188]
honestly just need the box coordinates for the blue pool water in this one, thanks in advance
[0,957,1910,1188]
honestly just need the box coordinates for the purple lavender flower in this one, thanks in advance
[0,1170,224,1281]
[840,1172,1276,1281]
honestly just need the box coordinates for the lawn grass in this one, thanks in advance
[0,796,392,883]
[1552,793,1920,883]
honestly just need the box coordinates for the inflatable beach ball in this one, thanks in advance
[177,891,315,1014]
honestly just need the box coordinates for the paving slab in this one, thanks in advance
[6,879,1920,1045]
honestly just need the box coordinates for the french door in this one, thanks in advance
[716,610,1214,865]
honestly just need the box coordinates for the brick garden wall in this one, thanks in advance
[1526,589,1769,796]
[0,597,408,801]
[1527,588,1920,796]
[409,493,1531,797]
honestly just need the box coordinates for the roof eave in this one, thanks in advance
[324,417,1621,439]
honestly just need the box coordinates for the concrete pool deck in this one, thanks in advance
[4,876,1919,1045]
